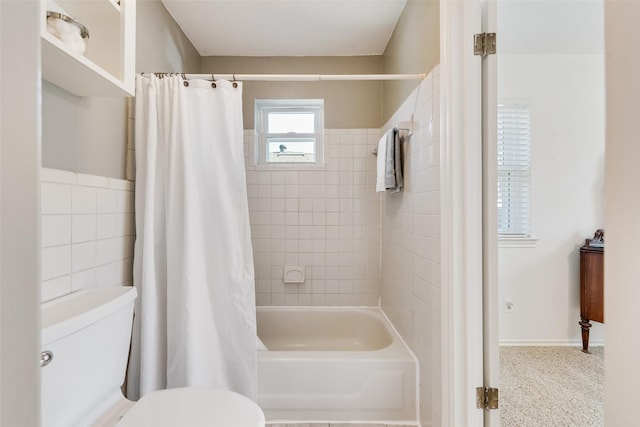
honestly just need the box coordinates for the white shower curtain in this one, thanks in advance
[127,75,257,401]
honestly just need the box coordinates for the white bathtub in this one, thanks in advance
[256,307,418,424]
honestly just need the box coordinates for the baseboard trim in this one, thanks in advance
[499,340,605,347]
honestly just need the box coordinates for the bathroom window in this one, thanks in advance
[497,102,531,239]
[255,99,324,164]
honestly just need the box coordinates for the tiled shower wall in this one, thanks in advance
[244,129,382,306]
[41,168,135,302]
[380,66,441,427]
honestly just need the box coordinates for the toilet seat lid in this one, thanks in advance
[116,388,265,427]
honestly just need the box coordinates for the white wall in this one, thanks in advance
[497,54,605,344]
[380,66,441,427]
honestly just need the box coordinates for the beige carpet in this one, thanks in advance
[500,346,604,427]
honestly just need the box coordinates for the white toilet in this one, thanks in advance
[41,286,265,427]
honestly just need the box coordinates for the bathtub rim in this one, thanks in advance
[256,305,419,359]
[257,305,400,354]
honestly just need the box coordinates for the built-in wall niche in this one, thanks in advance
[41,0,135,97]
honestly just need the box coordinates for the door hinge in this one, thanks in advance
[474,33,496,56]
[476,386,499,410]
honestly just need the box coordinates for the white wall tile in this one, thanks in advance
[97,188,118,213]
[42,275,72,302]
[42,245,71,281]
[42,183,71,214]
[116,213,134,237]
[41,168,76,185]
[108,178,134,191]
[284,172,298,185]
[41,215,71,248]
[72,269,96,292]
[310,294,325,306]
[117,258,134,284]
[123,236,135,259]
[77,173,109,188]
[72,186,97,214]
[285,199,298,212]
[72,242,96,273]
[97,214,118,239]
[72,215,96,246]
[256,294,271,306]
[270,294,284,305]
[298,294,312,305]
[95,262,119,288]
[284,185,298,198]
[116,190,134,213]
[96,237,124,265]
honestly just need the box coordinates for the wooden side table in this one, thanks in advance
[579,230,604,354]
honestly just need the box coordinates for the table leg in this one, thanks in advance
[579,317,592,353]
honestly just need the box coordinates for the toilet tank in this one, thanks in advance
[41,286,137,427]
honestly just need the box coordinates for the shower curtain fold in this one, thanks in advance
[127,75,257,401]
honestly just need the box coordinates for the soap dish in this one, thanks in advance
[283,266,305,284]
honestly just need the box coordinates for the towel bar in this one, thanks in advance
[372,115,414,156]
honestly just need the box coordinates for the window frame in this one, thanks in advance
[255,99,324,165]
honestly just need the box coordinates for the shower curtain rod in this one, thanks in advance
[176,73,427,82]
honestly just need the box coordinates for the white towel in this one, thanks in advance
[376,130,391,192]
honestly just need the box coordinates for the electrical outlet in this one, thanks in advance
[505,298,514,313]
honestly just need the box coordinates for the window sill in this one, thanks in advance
[251,163,327,172]
[498,237,539,248]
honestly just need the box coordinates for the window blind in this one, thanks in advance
[497,103,531,237]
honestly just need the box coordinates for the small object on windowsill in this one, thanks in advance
[46,11,89,56]
[584,229,604,249]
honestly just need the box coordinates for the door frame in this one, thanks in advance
[481,1,499,426]
[0,1,42,425]
[439,0,485,425]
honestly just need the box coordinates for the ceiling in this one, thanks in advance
[160,0,408,57]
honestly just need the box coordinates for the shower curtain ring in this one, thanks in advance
[232,74,238,88]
